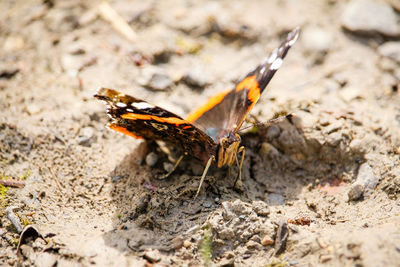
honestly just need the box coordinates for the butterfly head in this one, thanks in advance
[217,132,241,168]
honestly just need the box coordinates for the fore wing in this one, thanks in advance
[186,27,300,142]
[95,88,216,163]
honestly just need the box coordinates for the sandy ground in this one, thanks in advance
[1,0,400,266]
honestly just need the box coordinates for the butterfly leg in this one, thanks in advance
[227,166,232,180]
[158,155,184,179]
[194,156,215,199]
[233,146,245,189]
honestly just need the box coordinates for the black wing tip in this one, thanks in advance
[286,26,300,46]
[254,27,300,91]
[260,26,300,66]
[94,87,120,101]
[94,87,108,99]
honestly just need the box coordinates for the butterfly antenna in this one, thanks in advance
[238,113,294,133]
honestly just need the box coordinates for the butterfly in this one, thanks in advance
[95,27,299,197]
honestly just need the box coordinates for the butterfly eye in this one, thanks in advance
[221,137,229,148]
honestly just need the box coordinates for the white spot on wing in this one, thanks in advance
[116,102,127,108]
[259,66,266,75]
[270,58,283,70]
[267,49,278,64]
[126,108,134,112]
[131,102,154,109]
[287,31,299,46]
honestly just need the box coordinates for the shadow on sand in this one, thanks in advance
[102,115,365,253]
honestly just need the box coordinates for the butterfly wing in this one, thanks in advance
[186,27,300,142]
[95,88,217,163]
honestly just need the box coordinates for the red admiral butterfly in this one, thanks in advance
[95,27,299,197]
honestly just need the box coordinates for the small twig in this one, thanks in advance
[6,206,23,234]
[0,179,25,188]
[96,180,105,195]
[98,1,136,42]
[48,168,63,191]
[317,237,328,249]
[274,219,289,255]
[78,57,97,72]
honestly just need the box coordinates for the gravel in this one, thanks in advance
[341,0,400,37]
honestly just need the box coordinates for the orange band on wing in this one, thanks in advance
[233,75,261,130]
[108,123,144,139]
[121,113,188,126]
[235,75,260,103]
[187,76,261,123]
[186,90,230,122]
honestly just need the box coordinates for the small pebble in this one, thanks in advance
[378,42,400,64]
[26,104,41,115]
[302,26,332,52]
[261,235,275,246]
[61,54,80,75]
[259,142,280,159]
[218,257,235,266]
[182,67,208,89]
[339,87,362,102]
[246,240,261,250]
[357,163,379,195]
[145,152,158,167]
[183,240,191,248]
[349,138,368,154]
[34,253,58,267]
[324,120,344,134]
[265,125,280,140]
[341,0,400,37]
[231,199,252,215]
[320,255,333,263]
[203,200,212,208]
[222,202,235,220]
[163,162,174,173]
[172,236,183,250]
[326,132,342,147]
[147,73,173,91]
[77,127,96,147]
[143,249,161,263]
[348,163,378,200]
[319,117,330,126]
[252,200,270,217]
[3,35,24,52]
[218,228,235,240]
